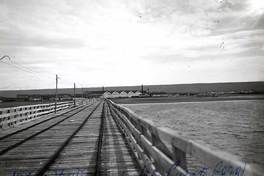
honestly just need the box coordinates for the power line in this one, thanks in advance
[0,60,38,75]
[0,56,87,90]
[0,55,55,80]
[10,60,55,79]
[0,59,55,81]
[0,55,11,61]
[10,61,86,88]
[0,55,36,74]
[11,60,41,74]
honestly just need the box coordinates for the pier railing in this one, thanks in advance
[0,101,74,129]
[108,100,262,176]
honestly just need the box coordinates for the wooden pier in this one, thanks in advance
[0,100,262,176]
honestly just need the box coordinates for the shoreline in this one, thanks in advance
[111,94,264,104]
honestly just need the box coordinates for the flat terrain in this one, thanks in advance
[111,94,264,104]
[0,101,63,108]
[1,81,264,98]
[123,99,264,169]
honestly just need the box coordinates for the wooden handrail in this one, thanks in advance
[0,101,74,129]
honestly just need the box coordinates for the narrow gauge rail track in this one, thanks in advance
[0,104,89,141]
[35,102,102,176]
[0,101,141,176]
[0,102,100,175]
[101,101,141,175]
[0,104,93,155]
[36,101,140,176]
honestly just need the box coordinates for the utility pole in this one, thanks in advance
[74,83,76,106]
[55,74,58,113]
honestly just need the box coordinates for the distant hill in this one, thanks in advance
[0,81,263,98]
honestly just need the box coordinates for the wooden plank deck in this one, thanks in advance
[1,99,261,176]
[99,101,140,176]
[0,101,141,176]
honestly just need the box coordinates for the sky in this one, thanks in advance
[0,0,264,90]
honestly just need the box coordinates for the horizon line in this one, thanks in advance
[0,80,263,92]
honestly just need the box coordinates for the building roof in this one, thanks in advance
[104,90,140,94]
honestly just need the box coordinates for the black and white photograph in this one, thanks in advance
[0,0,264,175]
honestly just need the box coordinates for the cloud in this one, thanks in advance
[143,28,264,65]
[0,0,263,89]
[255,14,264,29]
[0,1,86,49]
[217,0,248,11]
[0,31,84,49]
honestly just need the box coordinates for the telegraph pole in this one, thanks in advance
[74,83,76,106]
[55,74,58,113]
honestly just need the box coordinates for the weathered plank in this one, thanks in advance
[0,103,99,175]
[0,100,143,176]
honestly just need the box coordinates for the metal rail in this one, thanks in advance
[0,100,141,175]
[94,101,105,176]
[103,101,142,175]
[35,102,102,176]
[0,104,93,155]
[107,101,146,174]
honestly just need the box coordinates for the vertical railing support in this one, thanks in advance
[55,74,58,113]
[74,83,76,107]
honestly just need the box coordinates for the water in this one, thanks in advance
[124,100,264,168]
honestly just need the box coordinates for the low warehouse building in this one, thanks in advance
[102,91,142,98]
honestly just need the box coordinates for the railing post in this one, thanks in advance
[172,146,188,171]
[55,74,58,113]
[74,83,76,107]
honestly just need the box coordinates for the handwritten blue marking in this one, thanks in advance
[165,160,246,176]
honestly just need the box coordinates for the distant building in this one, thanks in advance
[17,94,29,101]
[59,94,72,101]
[102,90,142,98]
[127,91,134,98]
[102,91,112,98]
[16,94,72,102]
[120,91,128,98]
[134,91,142,97]
[84,91,104,98]
[151,91,168,97]
[111,91,120,98]
[29,97,42,102]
